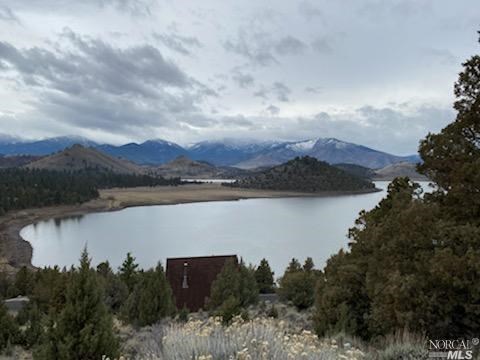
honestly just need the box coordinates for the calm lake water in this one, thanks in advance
[21,181,430,277]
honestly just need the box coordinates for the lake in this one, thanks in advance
[20,181,430,277]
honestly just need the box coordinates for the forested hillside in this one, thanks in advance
[228,156,376,192]
[0,168,180,215]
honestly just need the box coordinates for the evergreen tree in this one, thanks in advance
[19,303,43,349]
[208,259,240,311]
[14,266,35,296]
[278,259,319,310]
[314,35,480,338]
[303,257,315,272]
[238,261,258,307]
[35,249,119,359]
[119,252,139,293]
[0,302,18,352]
[32,266,67,314]
[123,263,174,326]
[255,259,275,294]
[208,260,259,321]
[285,258,302,274]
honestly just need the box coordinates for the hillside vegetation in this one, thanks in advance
[0,168,180,214]
[0,155,40,168]
[26,144,144,174]
[333,163,376,179]
[229,156,376,192]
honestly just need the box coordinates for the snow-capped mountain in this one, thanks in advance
[0,135,420,169]
[187,139,275,166]
[234,138,420,169]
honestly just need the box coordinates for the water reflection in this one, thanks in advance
[21,182,431,276]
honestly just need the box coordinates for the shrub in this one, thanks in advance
[278,258,320,310]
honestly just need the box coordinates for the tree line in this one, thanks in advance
[0,250,282,358]
[0,168,181,215]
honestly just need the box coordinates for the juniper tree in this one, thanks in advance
[208,259,259,321]
[0,302,18,352]
[35,249,119,359]
[255,259,275,294]
[122,263,174,326]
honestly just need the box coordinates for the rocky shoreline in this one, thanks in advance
[0,183,381,274]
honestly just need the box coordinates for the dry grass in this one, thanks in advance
[120,316,366,360]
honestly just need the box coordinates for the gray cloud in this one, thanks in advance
[0,5,19,23]
[311,37,333,54]
[153,32,202,56]
[253,82,291,102]
[0,0,477,152]
[272,82,291,102]
[3,0,155,16]
[224,30,308,66]
[0,29,218,137]
[0,29,190,94]
[224,30,278,66]
[231,68,255,88]
[305,86,322,94]
[298,1,323,21]
[265,104,280,116]
[274,36,307,55]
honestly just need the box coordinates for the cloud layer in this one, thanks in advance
[0,0,478,153]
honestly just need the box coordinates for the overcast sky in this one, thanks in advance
[0,0,478,154]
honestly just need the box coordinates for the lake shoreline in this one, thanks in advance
[0,183,381,274]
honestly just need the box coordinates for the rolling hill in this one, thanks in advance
[154,156,250,179]
[26,144,145,174]
[0,155,41,168]
[229,156,377,192]
[373,162,428,181]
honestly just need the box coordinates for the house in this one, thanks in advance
[166,255,238,311]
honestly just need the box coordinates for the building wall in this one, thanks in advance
[166,255,238,312]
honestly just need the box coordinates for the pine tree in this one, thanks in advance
[35,249,119,359]
[238,261,258,307]
[208,259,259,321]
[303,257,315,272]
[285,258,302,274]
[14,266,35,296]
[278,258,319,310]
[123,263,174,326]
[119,252,139,293]
[0,301,18,352]
[208,259,240,311]
[255,259,275,294]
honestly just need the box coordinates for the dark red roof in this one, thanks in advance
[166,255,238,312]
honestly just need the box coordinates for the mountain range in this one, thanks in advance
[0,135,420,169]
